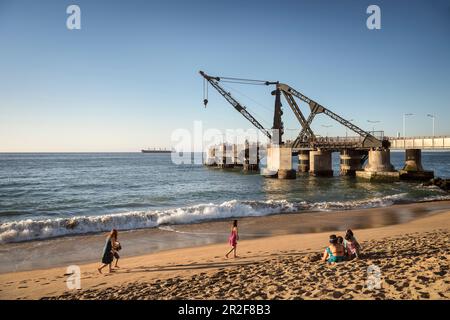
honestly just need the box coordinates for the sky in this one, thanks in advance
[0,0,449,152]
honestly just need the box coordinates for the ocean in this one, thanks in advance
[0,152,449,244]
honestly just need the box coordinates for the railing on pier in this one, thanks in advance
[286,130,386,150]
[289,133,384,150]
[387,136,450,150]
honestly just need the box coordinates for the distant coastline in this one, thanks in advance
[141,148,172,153]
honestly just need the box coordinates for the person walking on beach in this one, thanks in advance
[322,234,345,264]
[225,220,239,259]
[98,229,118,274]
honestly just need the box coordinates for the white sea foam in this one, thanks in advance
[310,193,410,211]
[421,194,450,202]
[0,199,296,243]
[1,193,445,243]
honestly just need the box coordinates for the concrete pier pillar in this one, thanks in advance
[277,169,296,179]
[298,150,310,172]
[356,149,399,181]
[309,150,333,177]
[399,149,434,181]
[243,141,259,172]
[231,144,243,167]
[262,146,296,179]
[216,143,234,169]
[339,149,364,176]
[364,149,395,172]
[205,146,217,166]
[243,163,259,171]
[403,149,424,171]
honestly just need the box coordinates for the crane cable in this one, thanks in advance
[220,80,270,86]
[201,73,279,130]
[221,82,273,114]
[218,76,276,86]
[221,82,272,129]
[203,78,208,107]
[203,74,276,107]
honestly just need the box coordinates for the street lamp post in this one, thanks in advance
[403,113,414,137]
[427,114,435,137]
[321,125,332,137]
[367,120,380,136]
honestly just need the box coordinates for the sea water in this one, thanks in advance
[0,152,449,243]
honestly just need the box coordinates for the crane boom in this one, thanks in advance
[199,71,272,140]
[277,83,384,148]
[280,90,315,140]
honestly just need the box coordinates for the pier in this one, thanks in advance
[388,136,450,150]
[200,71,448,181]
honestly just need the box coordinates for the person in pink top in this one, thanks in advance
[225,220,239,259]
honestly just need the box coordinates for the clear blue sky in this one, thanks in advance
[1,0,449,151]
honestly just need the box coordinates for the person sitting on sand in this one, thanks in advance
[322,234,345,264]
[344,229,361,259]
[98,229,118,274]
[336,235,345,256]
[225,220,239,259]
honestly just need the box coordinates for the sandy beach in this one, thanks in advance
[2,0,450,306]
[0,201,449,300]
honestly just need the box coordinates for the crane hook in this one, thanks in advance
[203,78,209,108]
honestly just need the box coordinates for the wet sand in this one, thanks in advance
[0,201,449,300]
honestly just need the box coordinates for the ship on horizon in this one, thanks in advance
[141,147,173,153]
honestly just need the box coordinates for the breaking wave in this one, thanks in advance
[1,193,449,243]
